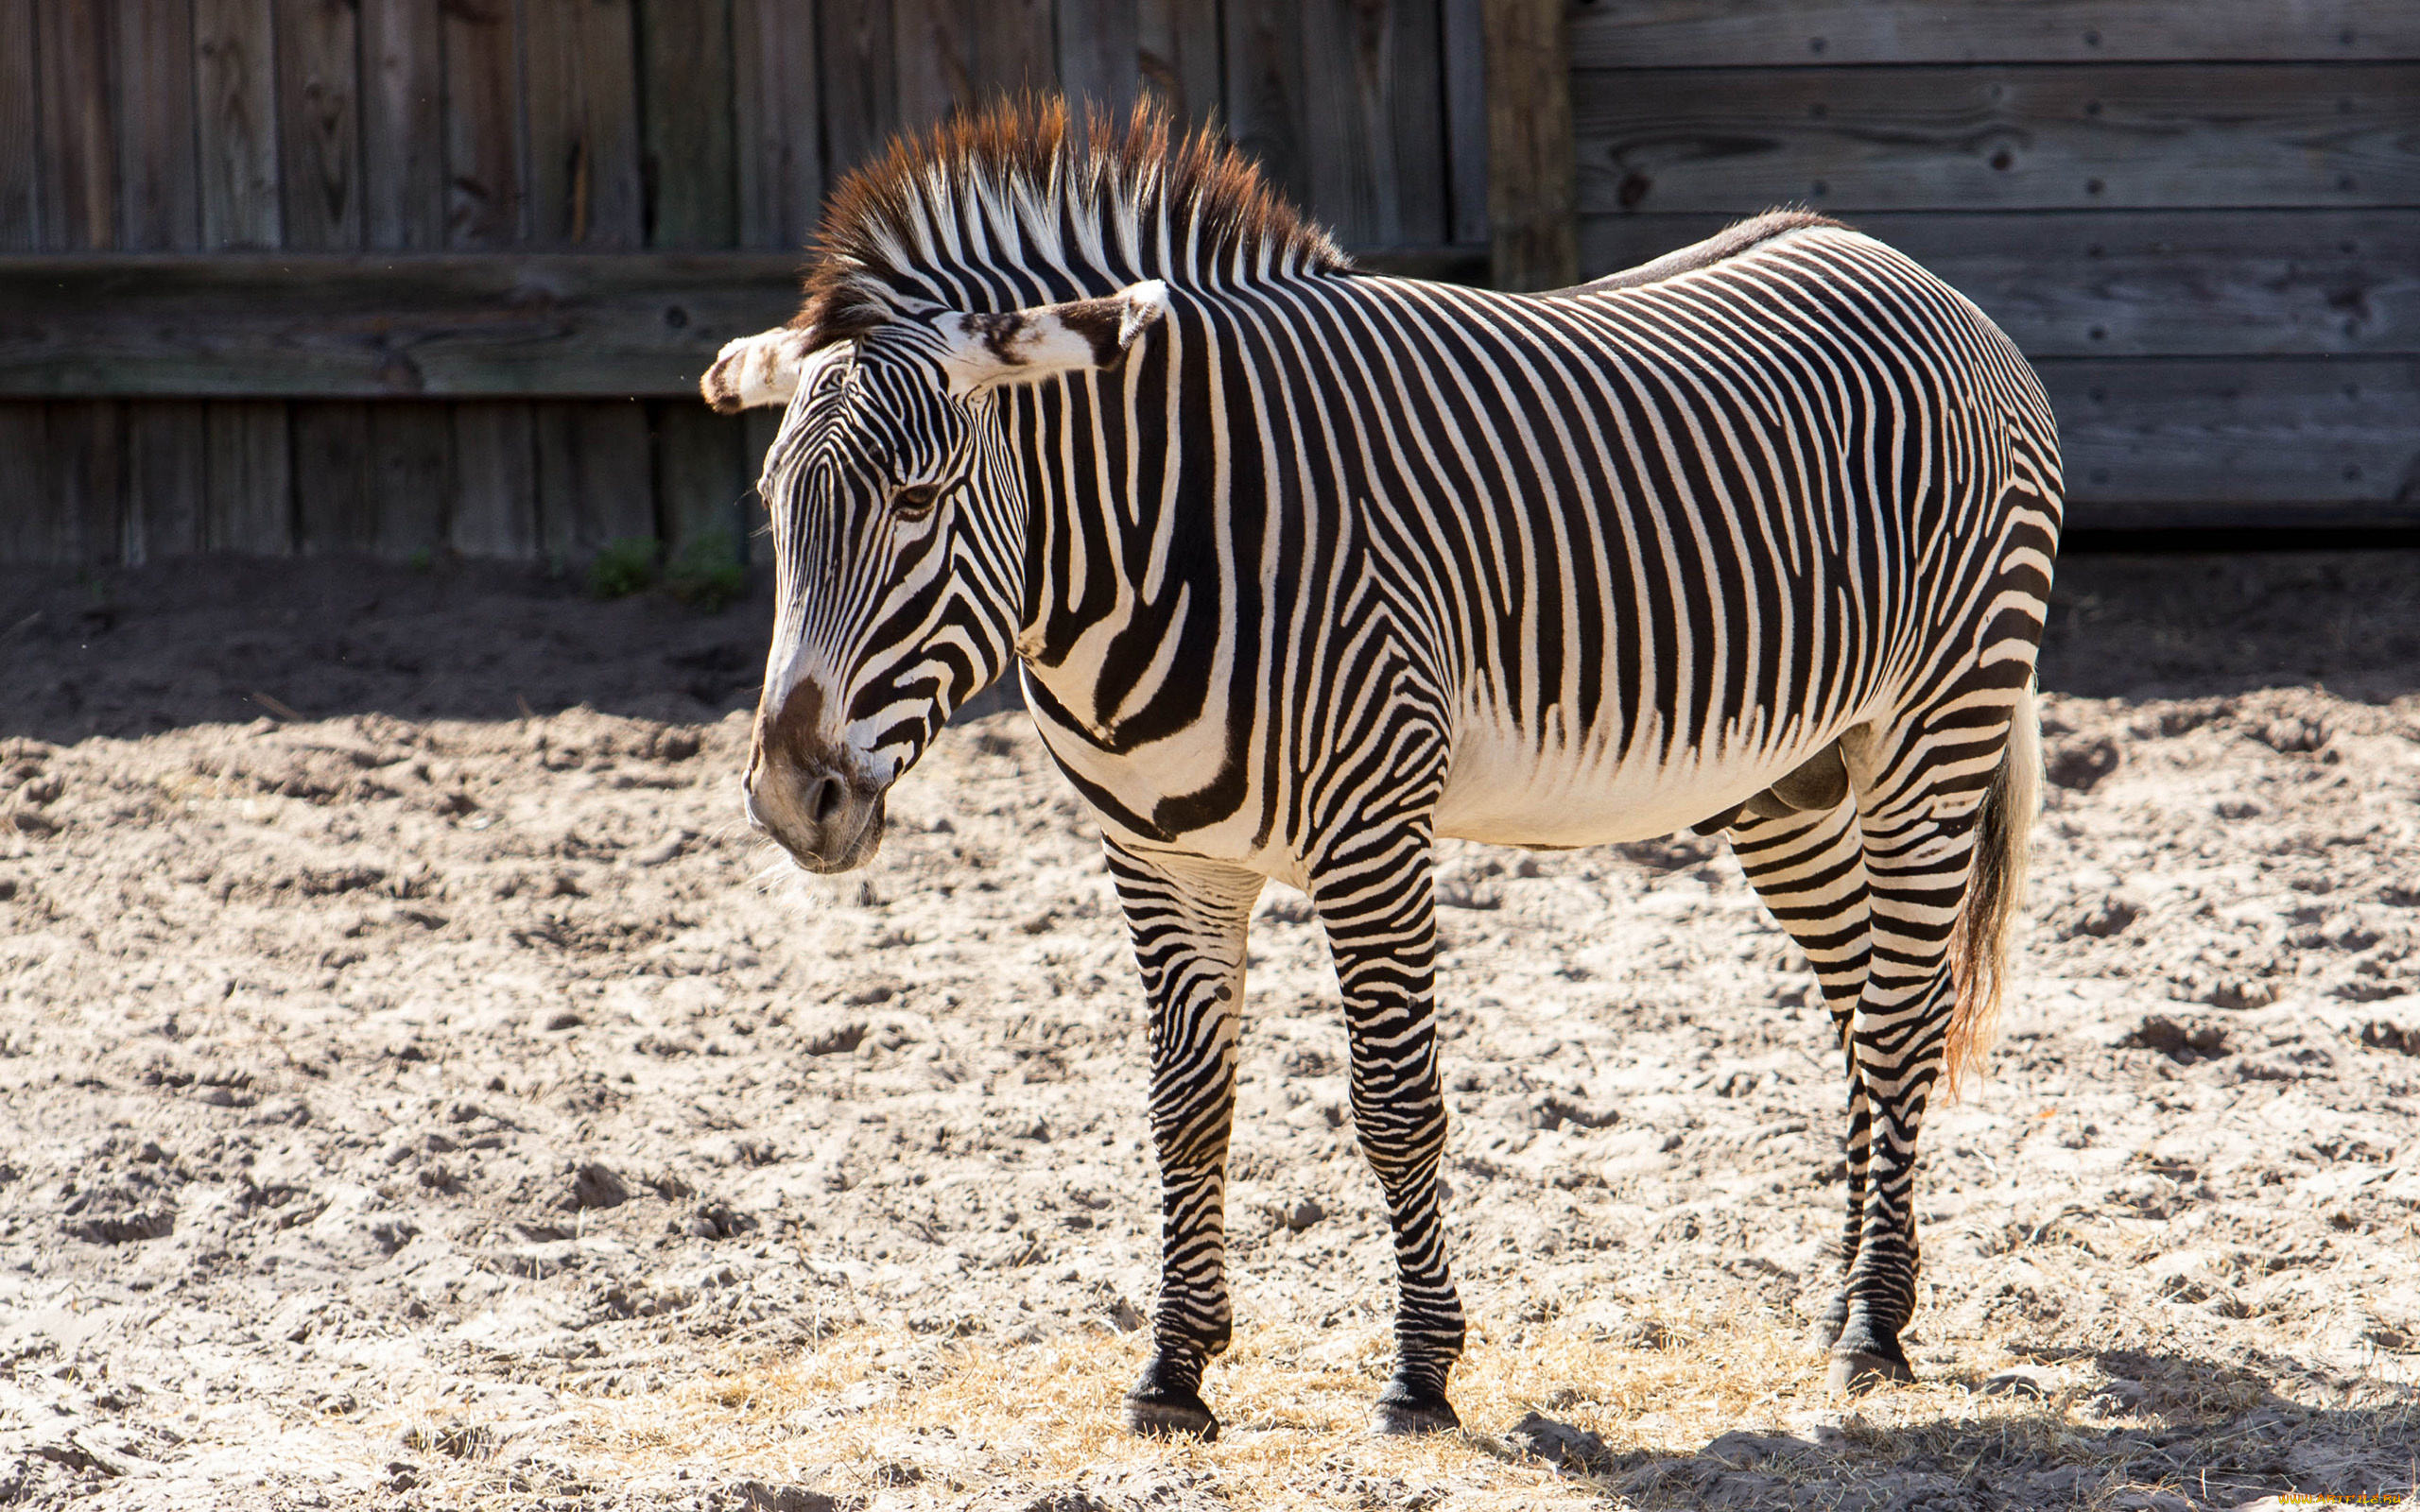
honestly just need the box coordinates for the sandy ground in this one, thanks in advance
[0,550,2416,1511]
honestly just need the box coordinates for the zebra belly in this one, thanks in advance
[1433,717,1856,848]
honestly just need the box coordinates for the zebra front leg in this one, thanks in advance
[1309,821,1465,1435]
[1723,799,1873,1351]
[1104,840,1263,1440]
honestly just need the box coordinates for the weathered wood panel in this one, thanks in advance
[0,404,48,563]
[114,0,200,250]
[195,0,283,249]
[1137,0,1221,130]
[0,253,807,399]
[1569,0,2420,69]
[1303,0,1449,249]
[294,403,377,553]
[442,0,527,248]
[639,0,738,248]
[652,404,750,558]
[46,403,124,565]
[1441,0,1490,247]
[122,403,207,561]
[451,402,540,557]
[819,0,902,180]
[1059,0,1142,118]
[1487,0,1579,288]
[203,403,293,553]
[367,404,453,558]
[2043,358,2420,516]
[538,400,657,555]
[361,0,447,250]
[0,2,37,251]
[1577,210,2420,358]
[733,0,823,250]
[279,0,365,250]
[1573,64,2420,215]
[34,0,114,250]
[1223,0,1311,210]
[527,0,645,247]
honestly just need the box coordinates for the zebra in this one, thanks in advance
[707,101,2059,1439]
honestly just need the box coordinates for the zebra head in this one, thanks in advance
[704,280,1171,872]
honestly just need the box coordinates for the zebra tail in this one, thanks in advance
[1944,680,2042,1096]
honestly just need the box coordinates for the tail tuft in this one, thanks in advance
[1944,681,2042,1096]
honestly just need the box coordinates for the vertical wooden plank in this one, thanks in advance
[277,0,364,249]
[115,0,200,250]
[1304,0,1447,248]
[197,0,284,248]
[1441,0,1489,247]
[734,0,823,249]
[204,404,294,554]
[973,0,1056,98]
[0,405,51,564]
[46,402,123,566]
[451,403,540,557]
[0,1,37,250]
[638,0,736,247]
[112,5,205,568]
[1059,0,1140,120]
[279,1,372,561]
[123,404,208,562]
[1483,0,1575,290]
[1137,0,1220,132]
[444,0,535,558]
[526,0,644,247]
[893,0,966,129]
[442,0,527,247]
[819,0,900,180]
[652,403,748,561]
[34,0,113,249]
[1224,0,1310,209]
[362,0,446,249]
[361,0,453,558]
[538,401,656,558]
[293,403,376,554]
[368,404,452,558]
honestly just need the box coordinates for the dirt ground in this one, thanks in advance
[1,549,2416,1511]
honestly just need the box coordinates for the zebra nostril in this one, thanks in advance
[806,774,847,826]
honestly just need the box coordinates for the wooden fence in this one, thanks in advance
[0,0,1486,566]
[1566,0,2420,529]
[3,0,2414,565]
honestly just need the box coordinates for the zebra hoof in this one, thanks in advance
[1827,1348,1914,1393]
[1371,1382,1461,1436]
[1124,1388,1219,1441]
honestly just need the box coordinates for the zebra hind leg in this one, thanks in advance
[1310,819,1466,1435]
[1723,799,1872,1350]
[1103,841,1265,1440]
[1824,696,2033,1392]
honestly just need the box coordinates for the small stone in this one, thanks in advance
[1981,1368,2047,1400]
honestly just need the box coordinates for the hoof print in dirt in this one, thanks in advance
[2125,1014,2228,1061]
[1506,1410,1612,1473]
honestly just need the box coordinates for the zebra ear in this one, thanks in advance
[701,323,824,413]
[934,280,1170,398]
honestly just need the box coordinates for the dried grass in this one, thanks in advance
[467,1303,2174,1509]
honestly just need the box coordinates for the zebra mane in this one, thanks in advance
[797,98,1348,345]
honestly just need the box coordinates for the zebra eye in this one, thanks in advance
[890,481,942,519]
